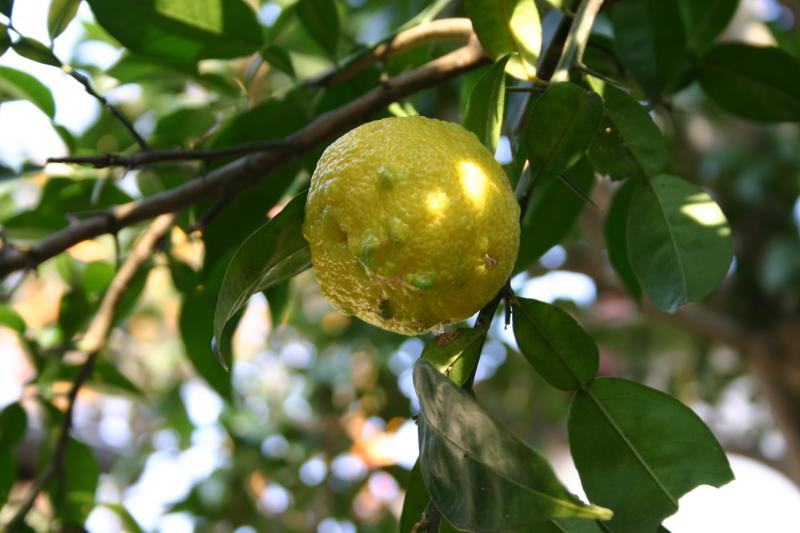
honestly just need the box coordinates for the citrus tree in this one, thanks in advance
[1,0,799,531]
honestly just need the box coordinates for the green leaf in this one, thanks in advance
[58,289,93,341]
[627,175,732,312]
[261,44,295,78]
[85,0,263,62]
[264,281,291,326]
[0,24,10,57]
[464,55,510,153]
[526,82,603,180]
[587,80,668,181]
[50,438,99,525]
[296,0,340,58]
[569,378,734,532]
[699,43,800,122]
[48,0,81,40]
[465,0,542,80]
[181,288,232,400]
[91,361,145,398]
[0,0,12,18]
[515,157,594,272]
[0,452,14,509]
[414,360,612,531]
[676,0,738,51]
[604,179,642,300]
[0,402,27,448]
[0,65,56,118]
[421,326,487,386]
[609,0,687,95]
[212,192,311,365]
[0,304,25,333]
[150,106,216,148]
[12,37,62,66]
[399,460,430,533]
[81,261,115,294]
[512,297,598,391]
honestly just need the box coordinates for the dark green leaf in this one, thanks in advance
[261,44,295,78]
[421,326,487,386]
[12,37,62,66]
[48,0,81,40]
[57,289,93,341]
[609,0,687,95]
[0,304,25,333]
[627,175,732,312]
[604,179,642,300]
[414,360,612,531]
[676,0,738,51]
[150,106,216,149]
[212,192,311,365]
[0,452,14,509]
[587,80,668,180]
[699,43,800,122]
[92,361,145,398]
[0,24,10,57]
[296,0,340,58]
[569,378,734,532]
[181,288,232,400]
[399,460,430,533]
[512,297,598,390]
[464,55,510,153]
[264,281,291,326]
[515,157,594,272]
[50,438,99,525]
[0,65,56,118]
[465,0,541,80]
[86,0,263,62]
[0,0,12,18]
[526,82,603,179]
[0,402,27,448]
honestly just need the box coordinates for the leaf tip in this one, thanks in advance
[211,336,229,372]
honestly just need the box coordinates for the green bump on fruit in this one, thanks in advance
[406,273,435,289]
[377,165,398,188]
[359,232,382,269]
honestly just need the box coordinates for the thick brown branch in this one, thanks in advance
[307,18,474,87]
[0,36,488,280]
[5,214,174,529]
[47,139,298,169]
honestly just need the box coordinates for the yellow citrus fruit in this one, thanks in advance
[302,116,520,335]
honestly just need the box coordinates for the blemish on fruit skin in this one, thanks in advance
[379,299,393,319]
[484,254,498,269]
[406,272,435,289]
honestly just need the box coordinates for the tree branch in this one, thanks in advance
[46,139,298,169]
[63,65,149,152]
[5,214,174,529]
[0,31,489,280]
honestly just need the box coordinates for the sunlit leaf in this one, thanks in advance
[609,0,687,95]
[627,175,732,312]
[699,43,800,122]
[47,0,81,40]
[464,55,509,153]
[569,378,734,532]
[512,297,598,391]
[212,192,311,365]
[414,360,612,531]
[0,65,56,118]
[421,326,487,386]
[526,82,603,179]
[0,304,25,333]
[465,0,542,80]
[86,0,263,62]
[587,79,667,180]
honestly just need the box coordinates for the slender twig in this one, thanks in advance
[46,139,298,169]
[5,214,174,529]
[62,65,149,151]
[0,31,489,280]
[551,0,606,82]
